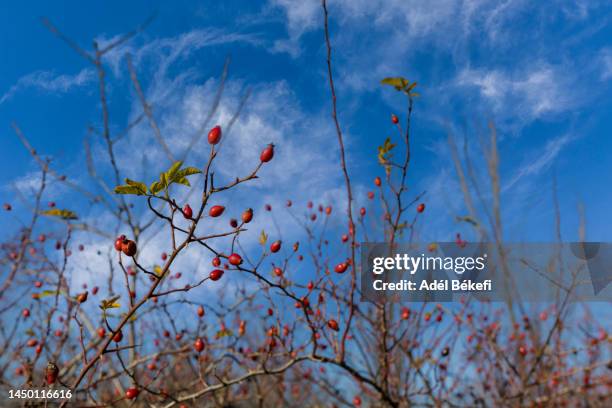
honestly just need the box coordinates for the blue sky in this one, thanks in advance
[1,0,612,248]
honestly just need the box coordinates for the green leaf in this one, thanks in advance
[215,328,233,339]
[100,295,121,310]
[40,289,60,298]
[174,176,191,187]
[114,185,146,195]
[41,209,78,220]
[259,230,268,246]
[177,167,202,177]
[381,76,409,91]
[149,181,164,195]
[125,178,147,194]
[165,161,183,183]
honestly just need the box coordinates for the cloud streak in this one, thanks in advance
[0,68,95,105]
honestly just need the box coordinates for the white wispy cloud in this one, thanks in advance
[0,68,95,105]
[503,132,578,192]
[455,64,577,125]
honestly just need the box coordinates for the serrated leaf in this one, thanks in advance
[259,230,268,246]
[41,208,78,220]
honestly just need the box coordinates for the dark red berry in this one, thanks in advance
[208,125,222,145]
[182,204,193,219]
[122,240,137,257]
[194,337,205,353]
[334,263,348,274]
[113,331,123,342]
[209,205,225,217]
[228,253,242,266]
[417,203,425,213]
[260,144,274,163]
[126,387,139,400]
[46,362,58,385]
[327,319,339,331]
[391,114,399,124]
[209,269,224,281]
[270,240,281,253]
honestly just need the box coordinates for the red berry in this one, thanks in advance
[307,281,314,290]
[374,176,382,187]
[267,308,274,316]
[38,234,46,242]
[539,311,548,321]
[194,337,205,353]
[121,240,137,257]
[97,327,106,338]
[114,237,124,252]
[270,240,281,253]
[48,201,56,208]
[3,203,11,211]
[360,207,366,216]
[325,206,332,215]
[182,204,193,219]
[209,269,224,281]
[212,257,221,267]
[197,306,205,317]
[367,191,374,200]
[34,281,43,288]
[334,263,348,274]
[265,204,272,211]
[229,218,238,228]
[207,125,222,145]
[519,345,527,356]
[27,338,38,347]
[391,114,399,124]
[341,234,349,243]
[45,362,59,385]
[327,319,339,332]
[113,331,123,342]
[273,267,283,277]
[241,208,253,223]
[161,252,168,261]
[417,203,425,213]
[92,286,99,295]
[209,205,225,217]
[401,307,410,320]
[228,253,243,266]
[286,200,292,207]
[260,144,274,163]
[125,387,139,400]
[353,395,362,406]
